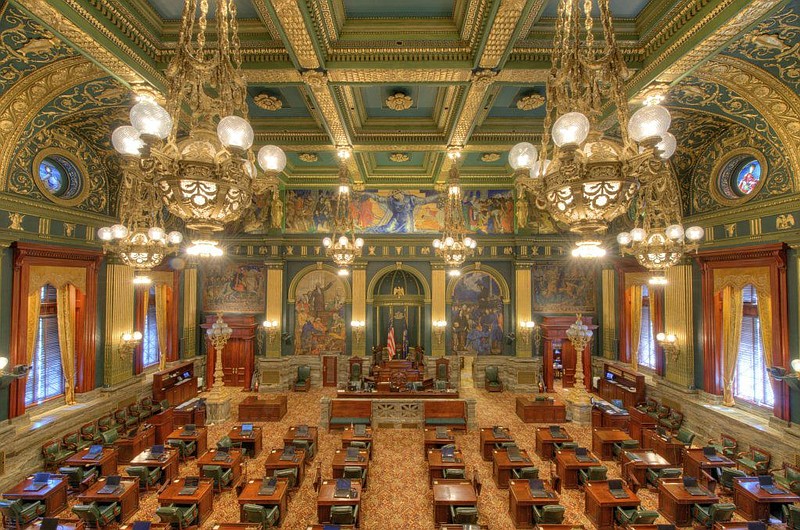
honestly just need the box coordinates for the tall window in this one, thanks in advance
[25,285,64,406]
[638,285,656,369]
[142,287,159,368]
[733,285,774,407]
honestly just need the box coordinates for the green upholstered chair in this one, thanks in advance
[675,427,696,447]
[241,504,280,529]
[660,410,684,431]
[349,440,371,454]
[440,443,456,452]
[100,428,119,447]
[533,504,565,525]
[343,465,367,485]
[160,399,171,411]
[41,439,75,470]
[81,422,102,444]
[272,468,298,488]
[709,434,738,458]
[216,436,233,451]
[156,504,198,530]
[128,403,148,422]
[140,396,161,416]
[435,380,447,391]
[485,365,502,392]
[511,467,539,480]
[443,468,466,479]
[330,505,358,525]
[692,503,736,528]
[737,446,771,475]
[125,465,162,491]
[63,431,92,452]
[72,502,120,529]
[0,499,45,529]
[114,408,138,429]
[613,439,639,459]
[449,505,478,525]
[646,467,682,488]
[637,398,657,414]
[291,438,316,460]
[202,465,233,492]
[648,404,669,420]
[773,463,800,495]
[166,438,197,461]
[615,507,660,525]
[554,441,578,452]
[783,504,800,530]
[294,365,311,391]
[719,467,747,492]
[494,441,517,451]
[59,465,99,490]
[96,414,116,432]
[435,362,448,389]
[578,466,607,486]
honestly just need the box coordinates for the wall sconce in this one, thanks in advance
[768,359,800,392]
[0,356,31,388]
[656,332,678,359]
[120,331,143,359]
[263,320,280,344]
[432,320,447,345]
[519,320,536,345]
[350,320,365,344]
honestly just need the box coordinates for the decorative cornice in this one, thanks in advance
[478,0,527,69]
[272,0,321,69]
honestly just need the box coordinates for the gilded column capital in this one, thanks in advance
[264,260,285,270]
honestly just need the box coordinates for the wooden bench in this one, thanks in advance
[424,400,467,431]
[329,400,372,430]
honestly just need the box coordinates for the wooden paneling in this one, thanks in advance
[202,315,257,389]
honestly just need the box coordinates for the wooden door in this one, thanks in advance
[203,315,257,389]
[322,356,338,387]
[222,346,248,386]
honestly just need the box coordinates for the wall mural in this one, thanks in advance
[533,263,596,313]
[293,269,347,355]
[202,263,266,313]
[450,271,505,355]
[284,189,514,234]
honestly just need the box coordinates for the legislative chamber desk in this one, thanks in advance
[31,518,85,530]
[516,397,567,423]
[305,526,354,530]
[658,477,718,526]
[238,395,287,421]
[283,425,319,462]
[337,389,458,399]
[165,426,208,458]
[591,403,630,431]
[129,447,180,484]
[597,363,645,410]
[642,428,684,466]
[732,476,800,522]
[620,450,672,488]
[509,479,560,528]
[683,448,736,481]
[173,399,206,428]
[149,407,174,444]
[264,448,306,488]
[159,478,214,525]
[332,448,370,485]
[424,427,455,457]
[63,446,118,476]
[78,477,139,524]
[431,479,477,526]
[342,426,373,459]
[229,425,264,457]
[210,525,260,530]
[493,448,534,488]
[196,449,244,488]
[536,426,572,460]
[237,478,289,527]
[628,407,658,444]
[3,475,68,516]
[317,479,362,527]
[480,427,513,461]
[428,448,465,486]
[554,449,602,490]
[585,480,640,530]
[592,428,635,461]
[114,425,156,464]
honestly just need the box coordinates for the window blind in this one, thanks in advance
[638,287,656,369]
[733,285,774,407]
[142,297,159,368]
[25,286,64,406]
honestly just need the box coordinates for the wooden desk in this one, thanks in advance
[114,425,156,464]
[236,478,289,527]
[283,426,319,462]
[642,429,684,466]
[211,525,262,530]
[238,395,287,422]
[479,427,513,461]
[536,427,572,460]
[493,448,534,489]
[30,518,85,530]
[3,475,68,516]
[158,478,214,525]
[264,448,306,489]
[119,523,169,530]
[173,400,205,428]
[714,523,768,530]
[592,428,634,461]
[427,449,465,486]
[585,481,641,530]
[63,447,118,477]
[554,449,602,490]
[129,448,180,484]
[228,425,264,458]
[196,449,244,489]
[342,427,373,460]
[165,427,208,458]
[431,480,477,526]
[424,427,455,458]
[149,408,174,444]
[317,479,361,527]
[516,397,567,423]
[683,448,735,480]
[620,450,672,489]
[591,406,630,431]
[305,526,355,530]
[732,476,800,523]
[78,477,139,523]
[509,479,560,528]
[629,408,657,445]
[332,449,370,487]
[658,478,718,526]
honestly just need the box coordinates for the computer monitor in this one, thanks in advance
[151,444,165,455]
[702,446,716,457]
[182,371,191,379]
[758,475,774,486]
[183,424,196,433]
[608,479,624,491]
[241,423,253,434]
[528,479,544,491]
[88,444,103,454]
[184,477,198,488]
[40,518,59,530]
[575,447,588,457]
[606,372,614,380]
[106,475,121,487]
[682,477,697,488]
[132,522,151,530]
[33,472,50,484]
[217,445,229,454]
[747,523,766,530]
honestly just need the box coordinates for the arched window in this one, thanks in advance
[142,286,159,368]
[733,285,774,408]
[25,285,64,406]
[638,285,656,369]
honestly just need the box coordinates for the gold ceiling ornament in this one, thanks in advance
[299,153,319,162]
[433,148,476,276]
[253,93,283,111]
[516,93,545,111]
[389,152,410,162]
[386,92,414,111]
[110,0,285,257]
[511,0,677,259]
[481,153,501,162]
[322,148,364,275]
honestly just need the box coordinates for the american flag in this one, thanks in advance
[387,326,396,360]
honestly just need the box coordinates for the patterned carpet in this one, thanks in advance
[99,359,746,530]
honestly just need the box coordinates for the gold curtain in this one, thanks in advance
[721,286,744,406]
[26,290,41,365]
[56,284,77,405]
[755,287,773,370]
[155,284,169,370]
[628,285,644,372]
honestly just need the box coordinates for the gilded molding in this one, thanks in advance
[448,69,497,148]
[301,71,350,147]
[244,69,303,83]
[328,68,472,84]
[478,0,527,69]
[272,0,321,69]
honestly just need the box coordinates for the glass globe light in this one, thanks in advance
[217,115,254,150]
[530,159,551,178]
[98,227,114,241]
[111,224,129,239]
[129,100,172,139]
[616,232,632,245]
[0,356,8,371]
[148,227,165,241]
[355,238,364,248]
[338,235,349,246]
[167,231,184,244]
[444,236,454,247]
[132,331,143,341]
[552,112,590,147]
[257,145,287,172]
[464,237,474,248]
[656,132,677,159]
[656,332,666,341]
[322,237,332,247]
[508,142,538,170]
[665,224,684,241]
[111,126,143,156]
[433,239,441,248]
[792,358,800,373]
[630,228,647,242]
[122,332,132,342]
[685,226,705,241]
[628,104,671,143]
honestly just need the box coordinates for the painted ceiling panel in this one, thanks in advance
[540,0,655,19]
[342,0,454,18]
[247,86,312,118]
[488,85,547,119]
[358,86,439,119]
[145,0,260,20]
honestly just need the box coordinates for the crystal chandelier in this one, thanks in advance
[111,0,285,255]
[511,0,675,257]
[433,150,477,276]
[322,150,364,275]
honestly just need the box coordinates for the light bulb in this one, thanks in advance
[111,126,143,156]
[257,145,287,172]
[337,149,351,160]
[338,268,349,276]
[530,159,551,178]
[665,224,684,241]
[628,104,671,143]
[508,142,538,170]
[338,235,349,246]
[616,232,632,245]
[685,226,705,241]
[147,227,165,241]
[217,115,254,150]
[792,359,800,373]
[129,100,172,139]
[98,227,113,241]
[121,332,132,342]
[656,332,666,341]
[444,236,454,247]
[322,237,332,247]
[571,240,606,258]
[656,132,677,159]
[666,334,677,343]
[433,239,441,248]
[132,331,143,341]
[552,112,590,147]
[111,224,129,239]
[355,238,364,248]
[630,228,647,242]
[0,357,8,371]
[464,237,474,248]
[167,231,184,244]
[448,269,461,277]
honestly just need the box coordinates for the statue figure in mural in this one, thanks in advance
[362,190,438,233]
[516,196,528,230]
[308,280,335,312]
[270,190,284,229]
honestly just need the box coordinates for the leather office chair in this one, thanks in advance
[783,504,800,530]
[511,466,539,479]
[140,396,161,416]
[100,428,119,447]
[80,422,102,444]
[435,362,448,389]
[343,465,367,485]
[578,466,607,487]
[719,467,747,492]
[708,434,738,458]
[114,408,138,429]
[291,438,316,460]
[675,427,696,447]
[330,505,358,525]
[159,399,171,411]
[533,504,565,525]
[125,465,161,491]
[96,414,116,432]
[494,441,517,451]
[166,438,197,461]
[59,465,99,490]
[72,502,120,530]
[202,465,233,492]
[63,431,92,452]
[484,365,502,392]
[612,439,639,459]
[156,504,198,530]
[692,502,736,528]
[41,439,75,471]
[241,504,280,529]
[294,365,311,391]
[660,410,684,431]
[773,463,800,495]
[0,499,45,529]
[443,468,466,479]
[128,403,147,423]
[646,467,681,488]
[272,468,298,488]
[615,507,660,525]
[449,505,479,524]
[554,441,578,452]
[736,446,771,475]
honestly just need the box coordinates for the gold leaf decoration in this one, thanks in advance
[389,153,410,162]
[481,153,501,162]
[253,93,283,111]
[298,153,318,162]
[516,93,545,111]
[386,92,413,111]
